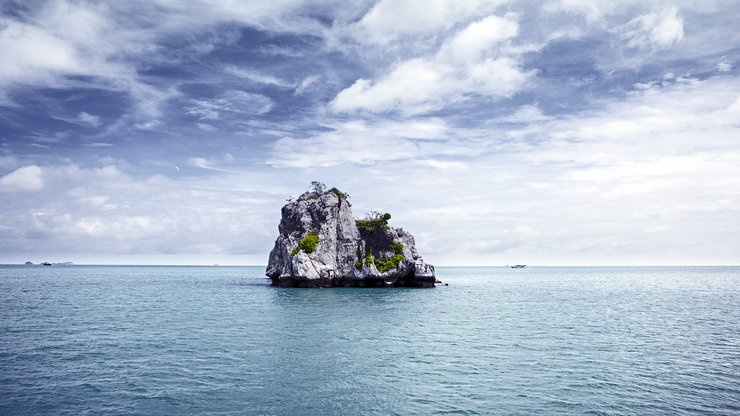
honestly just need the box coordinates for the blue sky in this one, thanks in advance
[1,0,739,265]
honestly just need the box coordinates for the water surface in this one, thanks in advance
[1,266,738,415]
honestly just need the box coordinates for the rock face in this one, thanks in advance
[266,190,436,287]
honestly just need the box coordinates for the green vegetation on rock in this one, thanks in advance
[310,181,326,194]
[300,232,320,253]
[354,211,407,272]
[330,187,351,206]
[364,249,375,267]
[291,231,320,256]
[355,211,391,233]
[354,247,363,270]
[374,254,404,272]
[373,242,404,272]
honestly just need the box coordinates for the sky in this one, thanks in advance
[0,0,739,266]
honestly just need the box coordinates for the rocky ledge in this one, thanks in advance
[266,185,436,288]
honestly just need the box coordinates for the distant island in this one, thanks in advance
[27,261,74,266]
[266,182,436,288]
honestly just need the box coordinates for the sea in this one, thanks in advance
[0,265,738,415]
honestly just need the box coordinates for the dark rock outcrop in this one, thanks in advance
[266,189,436,288]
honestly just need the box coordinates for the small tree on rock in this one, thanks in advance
[310,181,326,194]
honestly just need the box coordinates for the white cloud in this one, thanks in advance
[53,111,101,128]
[0,1,192,125]
[543,0,615,24]
[77,112,101,127]
[727,96,740,113]
[268,118,458,168]
[622,7,684,50]
[497,105,552,123]
[0,0,328,90]
[294,75,319,96]
[186,153,239,172]
[0,161,284,261]
[716,56,732,72]
[273,75,740,265]
[2,1,740,266]
[439,14,519,61]
[0,2,145,97]
[188,157,232,172]
[0,0,323,121]
[134,120,160,130]
[330,59,441,114]
[352,0,499,46]
[4,72,740,267]
[158,0,333,34]
[197,123,218,132]
[330,14,530,114]
[186,90,273,120]
[0,165,44,192]
[225,65,294,88]
[412,159,468,170]
[128,84,180,121]
[0,6,92,86]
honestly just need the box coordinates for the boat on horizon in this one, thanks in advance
[509,265,527,269]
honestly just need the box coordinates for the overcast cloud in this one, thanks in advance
[1,0,739,265]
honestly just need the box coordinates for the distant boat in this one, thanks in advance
[509,265,527,269]
[41,262,53,266]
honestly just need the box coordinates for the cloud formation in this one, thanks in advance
[330,14,530,114]
[186,91,274,120]
[0,160,282,263]
[1,0,739,265]
[0,165,44,192]
[622,7,684,50]
[352,0,498,45]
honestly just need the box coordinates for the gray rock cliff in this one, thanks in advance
[266,189,436,287]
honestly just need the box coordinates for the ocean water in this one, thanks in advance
[0,265,738,415]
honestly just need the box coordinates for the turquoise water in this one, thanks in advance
[1,265,738,415]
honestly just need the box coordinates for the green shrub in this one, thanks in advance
[369,242,405,272]
[355,213,390,233]
[355,219,372,232]
[355,212,405,272]
[330,187,351,206]
[391,242,404,255]
[291,232,320,256]
[374,253,405,272]
[299,232,320,253]
[354,260,363,270]
[310,181,326,194]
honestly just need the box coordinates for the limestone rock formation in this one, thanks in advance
[266,188,436,287]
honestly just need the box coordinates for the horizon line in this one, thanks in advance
[5,263,740,268]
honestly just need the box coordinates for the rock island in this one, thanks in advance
[266,184,436,287]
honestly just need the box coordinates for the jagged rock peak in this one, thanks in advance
[266,184,436,288]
